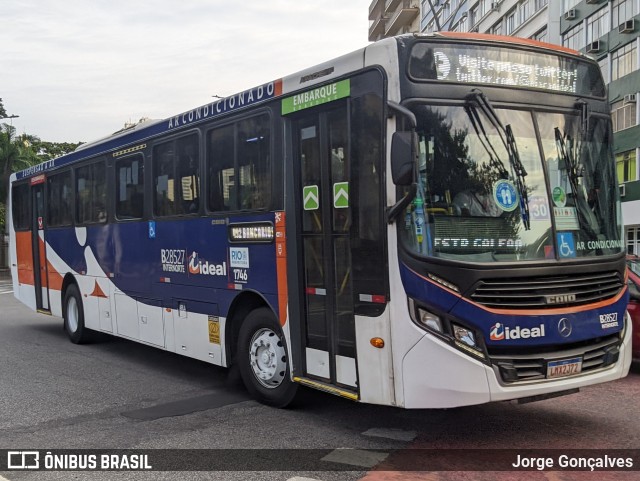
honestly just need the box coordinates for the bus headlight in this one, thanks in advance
[452,323,486,359]
[408,298,443,333]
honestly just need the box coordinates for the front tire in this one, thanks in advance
[63,284,91,344]
[237,307,298,407]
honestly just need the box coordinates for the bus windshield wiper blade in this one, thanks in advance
[554,127,596,238]
[464,104,509,179]
[467,89,530,230]
[505,124,530,230]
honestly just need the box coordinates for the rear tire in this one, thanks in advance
[237,307,298,407]
[63,284,91,344]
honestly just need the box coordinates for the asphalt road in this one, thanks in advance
[1,276,639,481]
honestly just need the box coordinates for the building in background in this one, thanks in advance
[368,0,640,254]
[560,0,639,254]
[369,0,420,41]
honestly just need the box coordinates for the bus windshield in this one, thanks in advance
[400,104,622,262]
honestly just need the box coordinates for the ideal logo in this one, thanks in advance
[490,322,546,341]
[188,252,227,276]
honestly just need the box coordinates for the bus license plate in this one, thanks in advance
[547,357,582,379]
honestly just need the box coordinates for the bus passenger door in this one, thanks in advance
[31,183,50,311]
[292,103,358,393]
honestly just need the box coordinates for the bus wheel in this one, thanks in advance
[237,307,298,407]
[63,284,90,344]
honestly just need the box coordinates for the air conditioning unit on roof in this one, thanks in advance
[624,93,637,104]
[565,9,576,20]
[619,19,635,33]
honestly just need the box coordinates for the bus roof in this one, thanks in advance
[429,31,582,57]
[14,33,588,181]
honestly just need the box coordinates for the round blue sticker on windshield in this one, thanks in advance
[493,180,518,212]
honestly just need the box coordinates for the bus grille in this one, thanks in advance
[469,270,623,309]
[489,336,621,384]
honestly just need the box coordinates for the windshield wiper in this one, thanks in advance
[466,89,530,230]
[464,104,509,180]
[554,127,597,238]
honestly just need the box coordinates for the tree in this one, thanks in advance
[0,125,44,230]
[0,98,81,243]
[33,139,81,161]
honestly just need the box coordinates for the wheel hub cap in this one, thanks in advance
[249,328,287,389]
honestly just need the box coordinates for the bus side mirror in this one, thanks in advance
[391,131,416,186]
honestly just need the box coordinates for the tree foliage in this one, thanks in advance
[0,100,82,234]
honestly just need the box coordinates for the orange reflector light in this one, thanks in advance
[370,337,385,348]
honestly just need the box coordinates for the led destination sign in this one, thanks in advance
[409,44,605,97]
[228,222,274,243]
[437,51,578,92]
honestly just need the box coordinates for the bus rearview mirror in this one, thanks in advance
[391,131,416,186]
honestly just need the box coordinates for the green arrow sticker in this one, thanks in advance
[333,182,349,209]
[303,185,319,210]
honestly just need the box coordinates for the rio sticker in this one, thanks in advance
[493,180,518,212]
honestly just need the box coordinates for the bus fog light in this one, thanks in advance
[408,298,443,333]
[418,308,443,333]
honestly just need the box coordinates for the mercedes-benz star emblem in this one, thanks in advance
[557,318,572,338]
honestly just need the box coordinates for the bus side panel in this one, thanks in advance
[15,231,35,287]
[13,230,37,310]
[42,216,281,367]
[355,309,396,406]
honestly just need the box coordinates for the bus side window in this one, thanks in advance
[76,161,106,224]
[176,136,200,214]
[237,115,271,210]
[208,124,234,211]
[153,142,176,217]
[116,156,144,220]
[11,183,31,230]
[153,133,200,217]
[207,114,271,213]
[47,170,73,227]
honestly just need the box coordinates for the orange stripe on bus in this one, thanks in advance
[46,259,64,291]
[436,31,580,56]
[38,237,48,288]
[275,211,288,326]
[274,79,283,97]
[16,231,35,285]
[90,280,108,298]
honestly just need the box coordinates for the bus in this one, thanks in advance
[8,32,632,408]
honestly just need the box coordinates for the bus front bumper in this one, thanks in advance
[400,315,632,409]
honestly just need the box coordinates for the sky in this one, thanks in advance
[1,0,372,143]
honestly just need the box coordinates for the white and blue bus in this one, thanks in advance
[8,33,632,408]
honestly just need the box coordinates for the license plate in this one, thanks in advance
[546,357,582,379]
